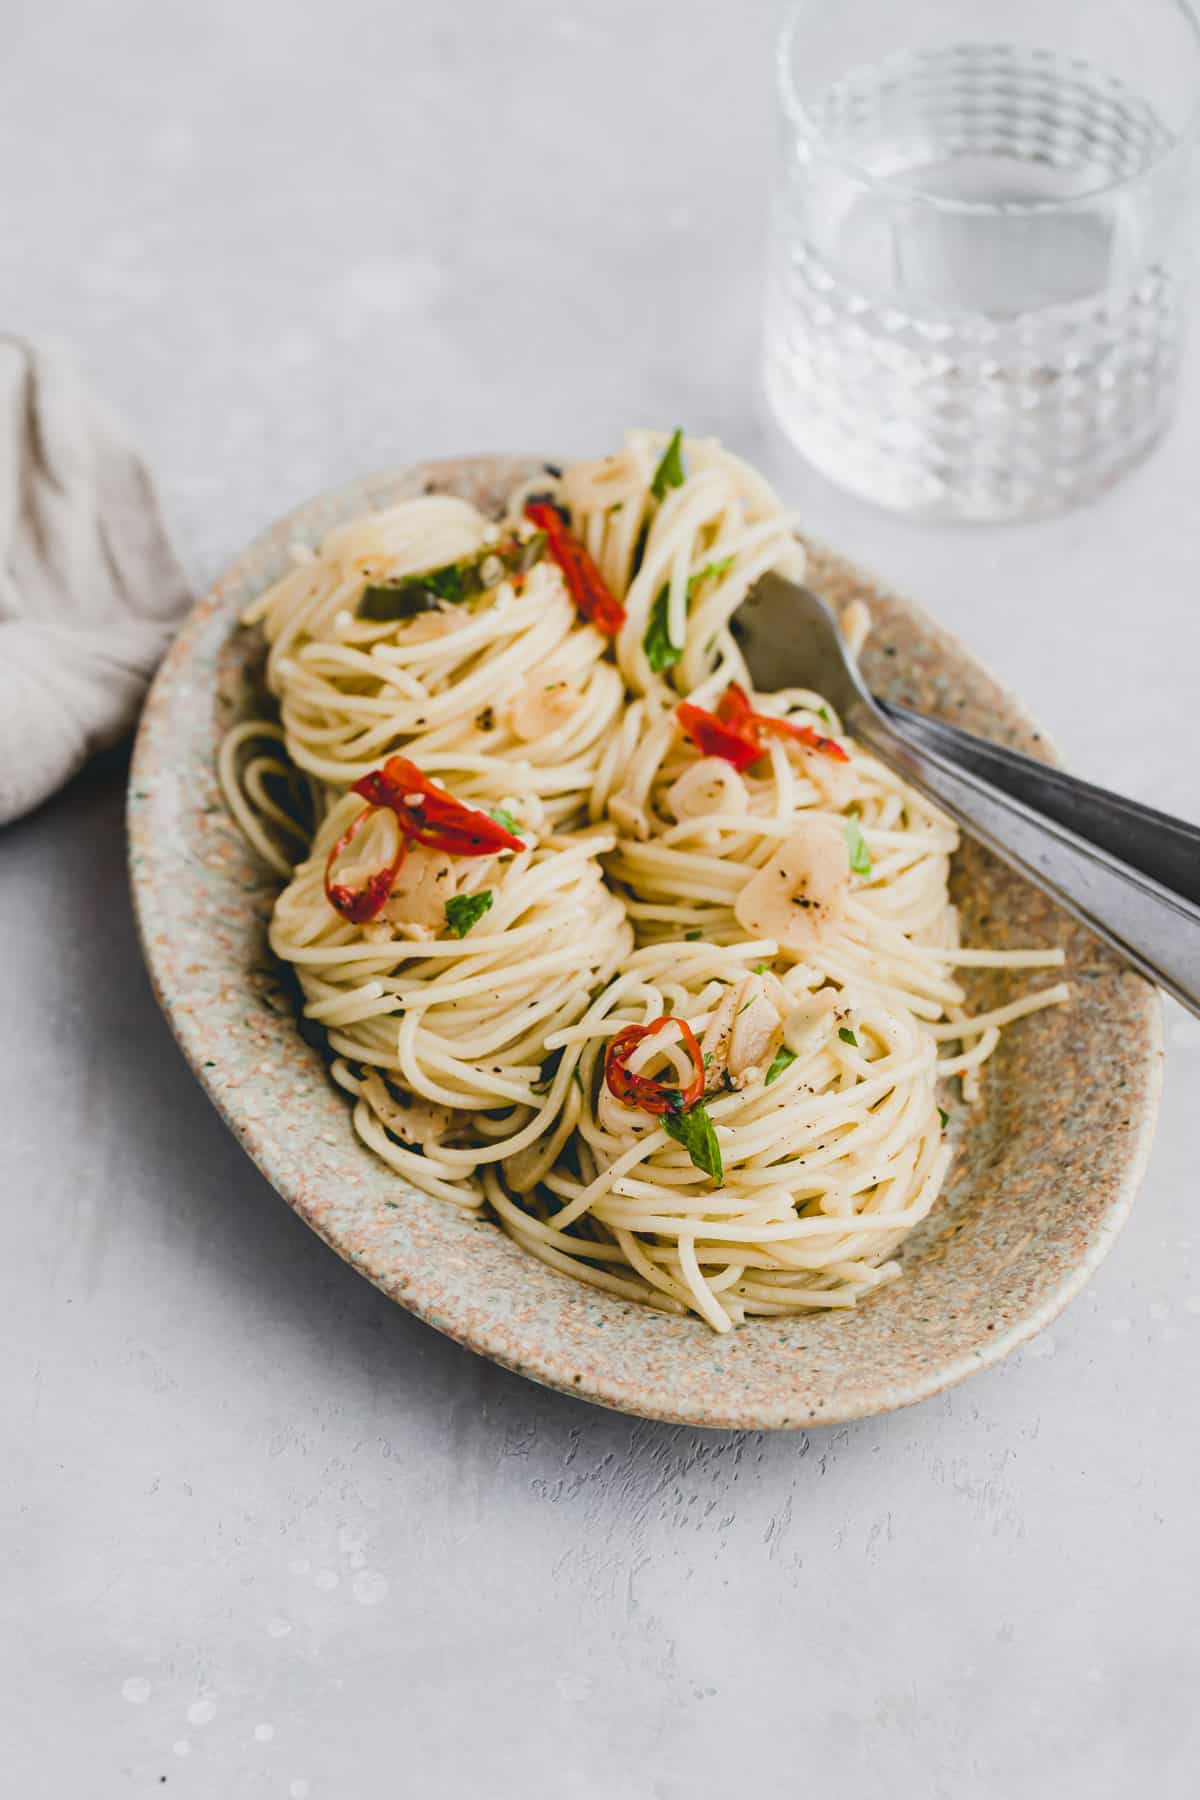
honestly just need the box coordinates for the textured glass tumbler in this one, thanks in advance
[763,1,1200,520]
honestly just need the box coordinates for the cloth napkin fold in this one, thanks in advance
[0,336,191,825]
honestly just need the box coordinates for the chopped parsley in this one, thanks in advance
[444,891,493,938]
[685,929,703,941]
[938,1107,949,1130]
[650,427,686,500]
[752,961,771,974]
[663,1100,723,1183]
[765,1045,796,1086]
[816,705,832,726]
[488,806,522,838]
[643,585,681,673]
[844,814,872,878]
[838,1026,858,1047]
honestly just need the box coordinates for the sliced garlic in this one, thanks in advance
[506,679,585,742]
[382,844,458,930]
[394,608,468,643]
[702,973,788,1092]
[728,983,786,1082]
[665,757,749,822]
[734,819,850,952]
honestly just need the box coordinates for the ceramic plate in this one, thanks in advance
[128,457,1163,1429]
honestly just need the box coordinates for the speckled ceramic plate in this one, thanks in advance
[128,457,1163,1429]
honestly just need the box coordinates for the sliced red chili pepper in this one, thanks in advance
[715,681,756,733]
[352,756,525,857]
[752,713,850,763]
[324,805,408,924]
[675,700,760,772]
[604,1015,705,1117]
[679,682,849,769]
[524,501,626,636]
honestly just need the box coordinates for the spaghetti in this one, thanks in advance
[220,431,1068,1331]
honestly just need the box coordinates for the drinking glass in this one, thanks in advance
[763,0,1200,520]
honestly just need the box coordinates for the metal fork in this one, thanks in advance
[732,572,1200,1018]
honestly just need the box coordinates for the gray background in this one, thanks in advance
[4,3,1199,1795]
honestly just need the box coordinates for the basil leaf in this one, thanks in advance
[643,586,682,673]
[444,890,493,938]
[764,1045,796,1086]
[844,815,872,878]
[489,807,522,837]
[838,1026,858,1047]
[650,428,686,501]
[641,553,733,673]
[687,555,734,593]
[663,1100,723,1183]
[358,533,545,621]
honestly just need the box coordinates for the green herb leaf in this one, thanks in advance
[687,555,734,593]
[488,806,522,838]
[844,815,872,878]
[643,558,732,674]
[444,890,493,938]
[358,534,545,621]
[838,1026,858,1047]
[663,1100,723,1183]
[752,961,771,974]
[816,705,832,727]
[650,428,686,500]
[765,1045,796,1086]
[938,1107,949,1130]
[685,928,703,941]
[643,585,682,673]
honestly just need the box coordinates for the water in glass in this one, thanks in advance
[764,45,1191,520]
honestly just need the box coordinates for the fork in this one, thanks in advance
[732,572,1200,1018]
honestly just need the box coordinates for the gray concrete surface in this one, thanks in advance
[3,3,1199,1794]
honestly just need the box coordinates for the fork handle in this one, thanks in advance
[847,703,1200,1018]
[878,699,1200,905]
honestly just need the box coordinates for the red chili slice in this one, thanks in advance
[679,682,849,769]
[604,1015,705,1117]
[675,700,760,772]
[753,714,850,763]
[524,502,626,636]
[715,681,756,733]
[352,756,525,857]
[324,805,408,924]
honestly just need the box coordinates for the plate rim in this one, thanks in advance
[128,456,1164,1429]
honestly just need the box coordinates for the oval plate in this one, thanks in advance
[128,457,1162,1429]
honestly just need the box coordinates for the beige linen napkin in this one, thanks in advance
[0,336,190,824]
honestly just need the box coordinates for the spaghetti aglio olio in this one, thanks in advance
[219,430,1068,1331]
